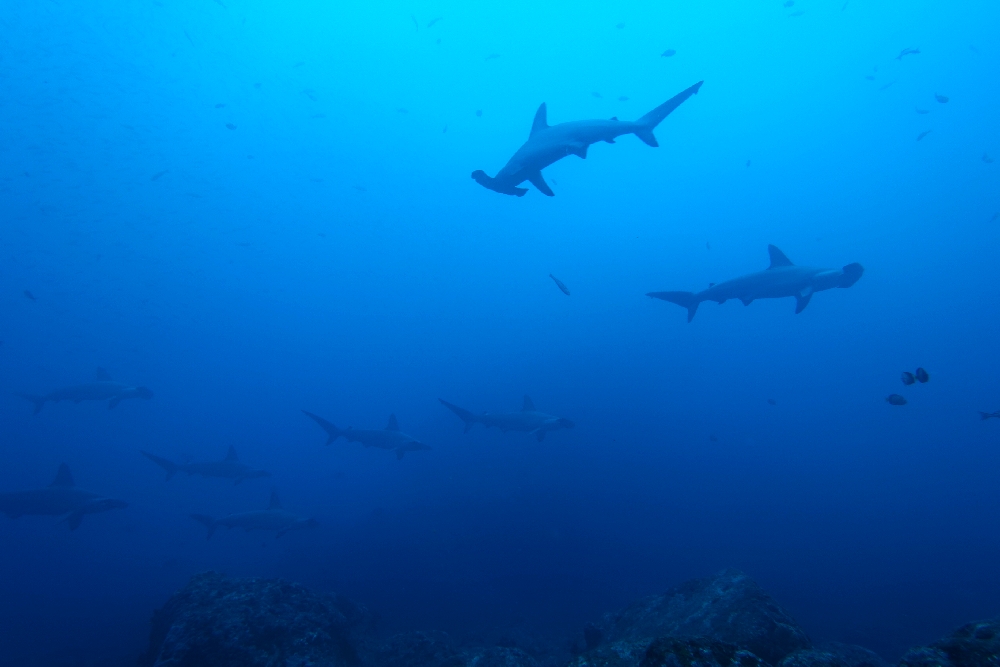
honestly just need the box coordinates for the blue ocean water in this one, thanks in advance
[1,0,999,664]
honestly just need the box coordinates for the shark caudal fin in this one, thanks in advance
[15,393,46,415]
[633,81,703,147]
[141,451,179,481]
[439,399,478,433]
[471,170,528,197]
[839,263,865,288]
[302,410,343,445]
[647,291,700,322]
[190,514,217,539]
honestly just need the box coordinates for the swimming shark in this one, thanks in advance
[439,395,574,442]
[15,368,153,414]
[647,245,864,322]
[472,80,703,196]
[301,410,431,459]
[141,446,271,484]
[0,464,127,530]
[190,489,317,539]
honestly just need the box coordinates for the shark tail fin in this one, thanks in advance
[15,393,46,415]
[633,80,703,148]
[647,291,700,322]
[439,399,477,433]
[979,411,995,421]
[141,451,178,481]
[190,514,217,539]
[471,170,528,197]
[302,410,342,445]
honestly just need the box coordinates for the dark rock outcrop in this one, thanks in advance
[579,569,811,667]
[898,618,1000,667]
[641,637,768,667]
[137,571,376,667]
[779,643,887,667]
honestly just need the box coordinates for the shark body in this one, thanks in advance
[0,464,127,530]
[647,245,864,322]
[141,446,270,484]
[190,489,316,539]
[16,368,153,414]
[472,81,703,196]
[302,411,431,459]
[439,395,574,442]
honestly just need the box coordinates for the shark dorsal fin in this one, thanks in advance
[610,116,618,121]
[522,395,535,412]
[268,489,281,510]
[767,245,794,269]
[95,367,112,381]
[386,414,399,431]
[50,463,74,487]
[225,446,239,462]
[530,103,548,138]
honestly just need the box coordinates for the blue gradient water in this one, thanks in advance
[1,1,999,664]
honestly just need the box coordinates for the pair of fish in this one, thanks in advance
[439,395,574,442]
[0,464,127,530]
[15,368,153,414]
[901,368,930,385]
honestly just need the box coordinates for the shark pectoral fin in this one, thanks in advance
[794,291,813,314]
[570,144,588,159]
[535,429,547,442]
[108,397,121,409]
[64,512,84,531]
[604,138,616,144]
[526,171,554,196]
[740,297,754,306]
[396,449,405,460]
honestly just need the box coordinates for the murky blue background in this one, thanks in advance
[1,1,998,664]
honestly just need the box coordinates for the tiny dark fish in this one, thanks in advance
[789,10,804,16]
[225,123,237,130]
[708,282,716,287]
[916,130,932,141]
[983,153,994,164]
[895,47,920,60]
[979,410,1000,420]
[864,75,875,81]
[969,45,979,55]
[475,109,482,117]
[745,159,751,167]
[215,103,226,108]
[318,232,327,238]
[292,61,305,68]
[303,89,317,101]
[661,49,676,57]
[615,22,625,29]
[549,274,571,296]
[442,125,448,133]
[411,15,418,31]
[935,93,949,103]
[426,17,442,28]
[485,53,501,62]
[886,394,907,406]
[618,96,629,102]
[767,398,777,405]
[23,290,36,302]
[706,242,711,250]
[878,81,894,91]
[842,0,848,9]
[901,372,916,385]
[254,82,261,89]
[397,108,408,114]
[212,0,225,7]
[150,170,169,181]
[783,0,794,6]
[915,108,929,114]
[183,29,195,46]
[915,367,929,383]
[352,185,366,192]
[991,212,999,222]
[592,92,602,98]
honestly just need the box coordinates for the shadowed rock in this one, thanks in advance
[779,642,887,667]
[898,618,1000,667]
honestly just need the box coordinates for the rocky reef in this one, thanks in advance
[137,569,1000,667]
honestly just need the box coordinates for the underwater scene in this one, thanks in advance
[1,0,999,665]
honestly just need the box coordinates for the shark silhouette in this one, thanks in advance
[439,395,574,442]
[190,489,317,539]
[141,446,270,484]
[15,368,153,414]
[0,464,127,530]
[302,411,431,459]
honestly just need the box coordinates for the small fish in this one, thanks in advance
[23,290,36,301]
[397,108,408,114]
[312,113,326,119]
[215,103,226,108]
[935,93,949,103]
[915,108,929,114]
[150,170,169,181]
[225,123,237,130]
[895,47,920,60]
[292,61,305,68]
[767,398,777,405]
[661,49,676,57]
[484,53,500,61]
[983,153,994,164]
[318,232,327,238]
[915,367,929,383]
[979,411,1000,420]
[783,0,794,6]
[411,15,418,31]
[970,45,979,55]
[901,372,916,386]
[442,125,448,133]
[878,81,894,91]
[991,212,999,222]
[789,10,804,16]
[618,96,629,102]
[916,130,932,141]
[886,394,908,406]
[475,109,482,117]
[303,89,317,102]
[427,17,442,28]
[254,82,261,89]
[745,159,751,167]
[212,0,225,7]
[706,242,712,250]
[592,92,602,98]
[864,75,875,81]
[183,29,195,46]
[352,185,366,192]
[549,274,571,296]
[615,22,625,29]
[842,0,849,9]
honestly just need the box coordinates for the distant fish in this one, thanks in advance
[592,92,602,98]
[706,241,712,249]
[916,130,932,141]
[789,10,804,16]
[212,0,225,7]
[302,89,317,101]
[426,17,442,28]
[842,0,849,9]
[215,103,226,108]
[397,108,408,114]
[150,170,169,181]
[225,123,237,130]
[864,75,875,81]
[618,96,629,101]
[878,81,894,91]
[767,398,777,405]
[969,45,979,55]
[709,434,718,442]
[661,49,676,57]
[915,367,929,383]
[292,61,305,68]
[895,47,920,60]
[484,53,500,61]
[411,14,418,31]
[23,290,36,302]
[442,125,448,133]
[254,82,261,89]
[915,108,929,114]
[615,22,625,29]
[475,109,482,117]
[549,274,571,296]
[983,153,994,164]
[901,372,916,386]
[352,185,366,192]
[979,410,1000,420]
[745,159,751,167]
[991,212,999,222]
[183,29,195,46]
[935,93,949,103]
[783,0,794,6]
[886,394,908,406]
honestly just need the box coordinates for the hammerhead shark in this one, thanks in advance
[472,80,703,196]
[141,446,270,484]
[190,489,317,539]
[0,464,127,530]
[301,410,431,459]
[439,395,574,442]
[647,245,864,322]
[15,368,153,414]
